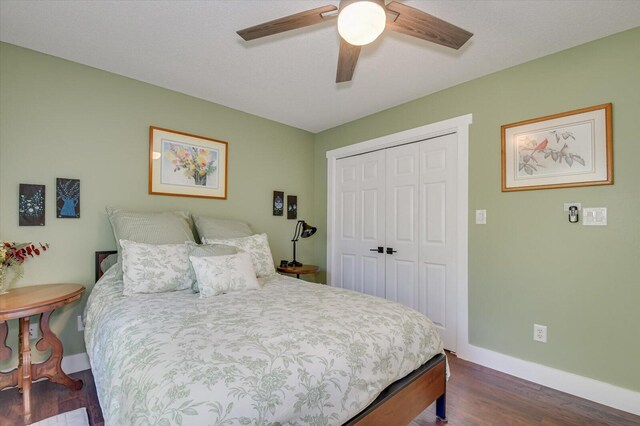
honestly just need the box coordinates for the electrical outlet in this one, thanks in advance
[533,324,547,343]
[77,315,85,332]
[29,322,40,340]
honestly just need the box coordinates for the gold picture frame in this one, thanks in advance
[149,126,228,199]
[501,103,612,192]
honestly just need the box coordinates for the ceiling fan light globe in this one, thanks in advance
[338,0,386,46]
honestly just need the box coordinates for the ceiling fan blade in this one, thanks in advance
[237,5,338,41]
[336,39,361,83]
[385,1,473,50]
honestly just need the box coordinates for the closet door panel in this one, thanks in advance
[340,254,357,292]
[419,133,458,351]
[385,144,420,305]
[419,262,446,328]
[391,259,419,309]
[335,151,385,296]
[359,152,386,298]
[335,156,359,290]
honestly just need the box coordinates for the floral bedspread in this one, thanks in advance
[85,267,445,425]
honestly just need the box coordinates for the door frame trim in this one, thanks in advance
[326,114,472,353]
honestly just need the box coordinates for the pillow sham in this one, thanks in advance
[193,215,252,241]
[106,208,196,277]
[120,240,194,296]
[202,233,275,277]
[186,241,238,292]
[190,252,261,298]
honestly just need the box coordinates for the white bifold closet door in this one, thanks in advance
[335,150,386,298]
[333,133,458,351]
[385,143,420,309]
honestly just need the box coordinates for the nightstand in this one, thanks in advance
[276,264,320,279]
[0,283,85,424]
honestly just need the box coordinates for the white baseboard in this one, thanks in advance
[61,351,91,374]
[457,343,640,416]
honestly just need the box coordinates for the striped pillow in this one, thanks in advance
[193,215,252,242]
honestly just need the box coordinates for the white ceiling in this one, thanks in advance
[1,1,639,133]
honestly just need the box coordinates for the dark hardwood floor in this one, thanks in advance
[0,353,638,425]
[0,369,103,426]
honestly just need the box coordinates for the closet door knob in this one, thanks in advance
[386,247,397,255]
[370,246,384,253]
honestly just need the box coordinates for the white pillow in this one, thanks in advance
[185,241,238,293]
[190,252,261,298]
[202,233,276,278]
[120,240,194,296]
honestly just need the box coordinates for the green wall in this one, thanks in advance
[2,27,639,393]
[0,42,315,368]
[313,28,640,391]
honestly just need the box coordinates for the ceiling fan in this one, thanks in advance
[237,0,473,83]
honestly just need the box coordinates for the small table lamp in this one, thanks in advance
[289,220,317,267]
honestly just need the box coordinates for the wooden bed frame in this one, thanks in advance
[95,250,117,283]
[95,251,447,425]
[345,353,447,425]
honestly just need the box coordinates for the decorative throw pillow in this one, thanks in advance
[202,233,276,277]
[185,241,238,292]
[190,252,261,298]
[106,208,195,278]
[193,215,252,242]
[120,240,194,296]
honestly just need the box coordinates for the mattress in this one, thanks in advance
[85,267,445,425]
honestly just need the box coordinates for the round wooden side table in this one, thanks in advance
[0,283,85,425]
[276,264,320,279]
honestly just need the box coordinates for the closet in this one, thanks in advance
[331,132,458,350]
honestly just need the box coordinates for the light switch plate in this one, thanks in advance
[563,202,581,212]
[475,209,487,225]
[583,207,607,226]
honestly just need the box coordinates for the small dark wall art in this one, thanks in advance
[287,195,297,219]
[57,178,80,218]
[19,184,45,226]
[273,191,284,216]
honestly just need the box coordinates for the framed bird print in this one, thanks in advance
[501,103,612,191]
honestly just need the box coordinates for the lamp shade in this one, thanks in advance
[300,221,317,238]
[337,0,386,46]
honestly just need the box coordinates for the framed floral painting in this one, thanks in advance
[287,195,298,219]
[19,184,45,226]
[501,103,612,192]
[149,126,228,199]
[273,191,284,216]
[56,178,80,218]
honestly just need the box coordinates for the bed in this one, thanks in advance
[88,251,448,425]
[85,211,447,426]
